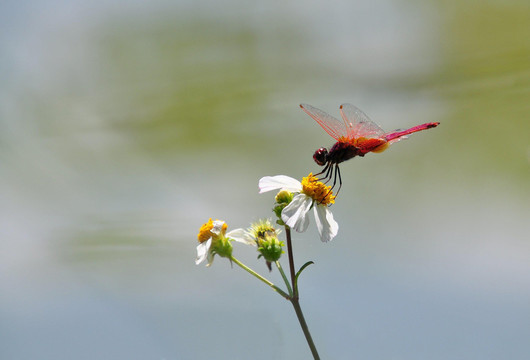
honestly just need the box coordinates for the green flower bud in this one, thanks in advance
[275,190,293,205]
[273,204,286,226]
[257,234,284,262]
[272,191,293,225]
[247,219,284,263]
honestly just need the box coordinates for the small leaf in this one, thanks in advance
[295,261,314,283]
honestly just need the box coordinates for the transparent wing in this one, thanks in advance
[385,129,409,145]
[339,103,385,139]
[300,104,349,141]
[384,122,440,141]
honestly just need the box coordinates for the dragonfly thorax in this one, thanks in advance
[326,141,360,164]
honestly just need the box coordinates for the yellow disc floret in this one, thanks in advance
[249,219,278,243]
[198,218,229,243]
[197,218,215,243]
[301,173,335,205]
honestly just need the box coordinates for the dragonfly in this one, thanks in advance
[300,103,440,196]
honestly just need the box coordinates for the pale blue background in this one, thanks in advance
[1,0,529,359]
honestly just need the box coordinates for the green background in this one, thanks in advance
[1,0,529,359]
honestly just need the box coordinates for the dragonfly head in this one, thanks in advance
[313,147,328,166]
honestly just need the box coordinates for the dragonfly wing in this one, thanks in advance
[387,136,408,145]
[385,122,440,141]
[385,129,409,145]
[300,104,349,141]
[339,103,385,140]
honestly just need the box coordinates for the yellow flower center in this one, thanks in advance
[198,219,229,243]
[301,173,335,205]
[197,218,214,243]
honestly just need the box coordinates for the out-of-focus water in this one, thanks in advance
[1,0,529,359]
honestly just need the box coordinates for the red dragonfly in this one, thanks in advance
[300,103,440,195]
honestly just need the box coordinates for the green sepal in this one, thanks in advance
[211,237,233,259]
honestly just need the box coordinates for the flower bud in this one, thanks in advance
[275,190,293,205]
[257,234,284,262]
[248,219,284,263]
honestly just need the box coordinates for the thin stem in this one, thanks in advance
[230,256,289,299]
[284,227,298,299]
[284,226,320,359]
[275,261,293,297]
[291,298,320,360]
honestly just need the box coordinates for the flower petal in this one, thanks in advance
[259,175,301,194]
[206,251,215,267]
[282,194,312,232]
[227,228,256,246]
[313,205,339,242]
[195,238,212,265]
[210,220,225,236]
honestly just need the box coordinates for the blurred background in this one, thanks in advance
[1,0,529,359]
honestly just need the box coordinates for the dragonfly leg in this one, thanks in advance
[334,165,342,197]
[328,164,338,190]
[313,163,331,178]
[321,164,341,203]
[322,163,334,184]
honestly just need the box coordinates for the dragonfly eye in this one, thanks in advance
[313,147,328,166]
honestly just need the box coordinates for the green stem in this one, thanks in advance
[284,227,298,298]
[275,261,293,297]
[291,297,320,360]
[283,226,320,359]
[231,256,289,299]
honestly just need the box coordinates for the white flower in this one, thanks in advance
[196,219,253,266]
[259,174,339,242]
[196,238,213,266]
[225,227,255,246]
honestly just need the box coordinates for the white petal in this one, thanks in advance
[259,175,301,194]
[206,251,215,267]
[210,220,226,235]
[227,228,256,246]
[195,238,212,265]
[313,205,339,242]
[282,194,312,232]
